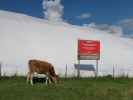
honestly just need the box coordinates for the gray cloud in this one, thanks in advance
[119,19,133,28]
[119,18,133,38]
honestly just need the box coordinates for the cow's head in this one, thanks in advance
[50,74,59,84]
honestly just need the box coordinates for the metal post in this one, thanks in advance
[65,64,67,79]
[96,60,98,77]
[0,62,1,77]
[77,60,80,78]
[113,65,115,78]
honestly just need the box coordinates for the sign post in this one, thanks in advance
[96,60,98,77]
[77,39,100,77]
[77,59,80,78]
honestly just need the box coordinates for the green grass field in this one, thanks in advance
[0,77,133,100]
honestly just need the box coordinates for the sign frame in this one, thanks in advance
[78,39,100,60]
[77,39,100,78]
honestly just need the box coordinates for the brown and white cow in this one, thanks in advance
[27,59,58,85]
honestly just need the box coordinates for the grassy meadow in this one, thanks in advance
[0,77,133,100]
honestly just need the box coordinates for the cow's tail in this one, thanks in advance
[27,60,34,84]
[28,60,34,72]
[27,61,31,83]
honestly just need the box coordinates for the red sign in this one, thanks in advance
[78,40,100,60]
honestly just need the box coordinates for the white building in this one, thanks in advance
[0,10,133,77]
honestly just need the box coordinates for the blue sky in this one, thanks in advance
[0,0,133,37]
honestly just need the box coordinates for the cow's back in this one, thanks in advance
[28,59,52,74]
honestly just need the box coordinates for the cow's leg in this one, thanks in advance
[45,75,49,85]
[45,72,51,85]
[49,75,54,84]
[47,76,51,85]
[48,77,52,84]
[29,72,33,85]
[26,72,30,83]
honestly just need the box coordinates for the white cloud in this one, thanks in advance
[84,22,123,36]
[77,13,91,20]
[42,0,64,22]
